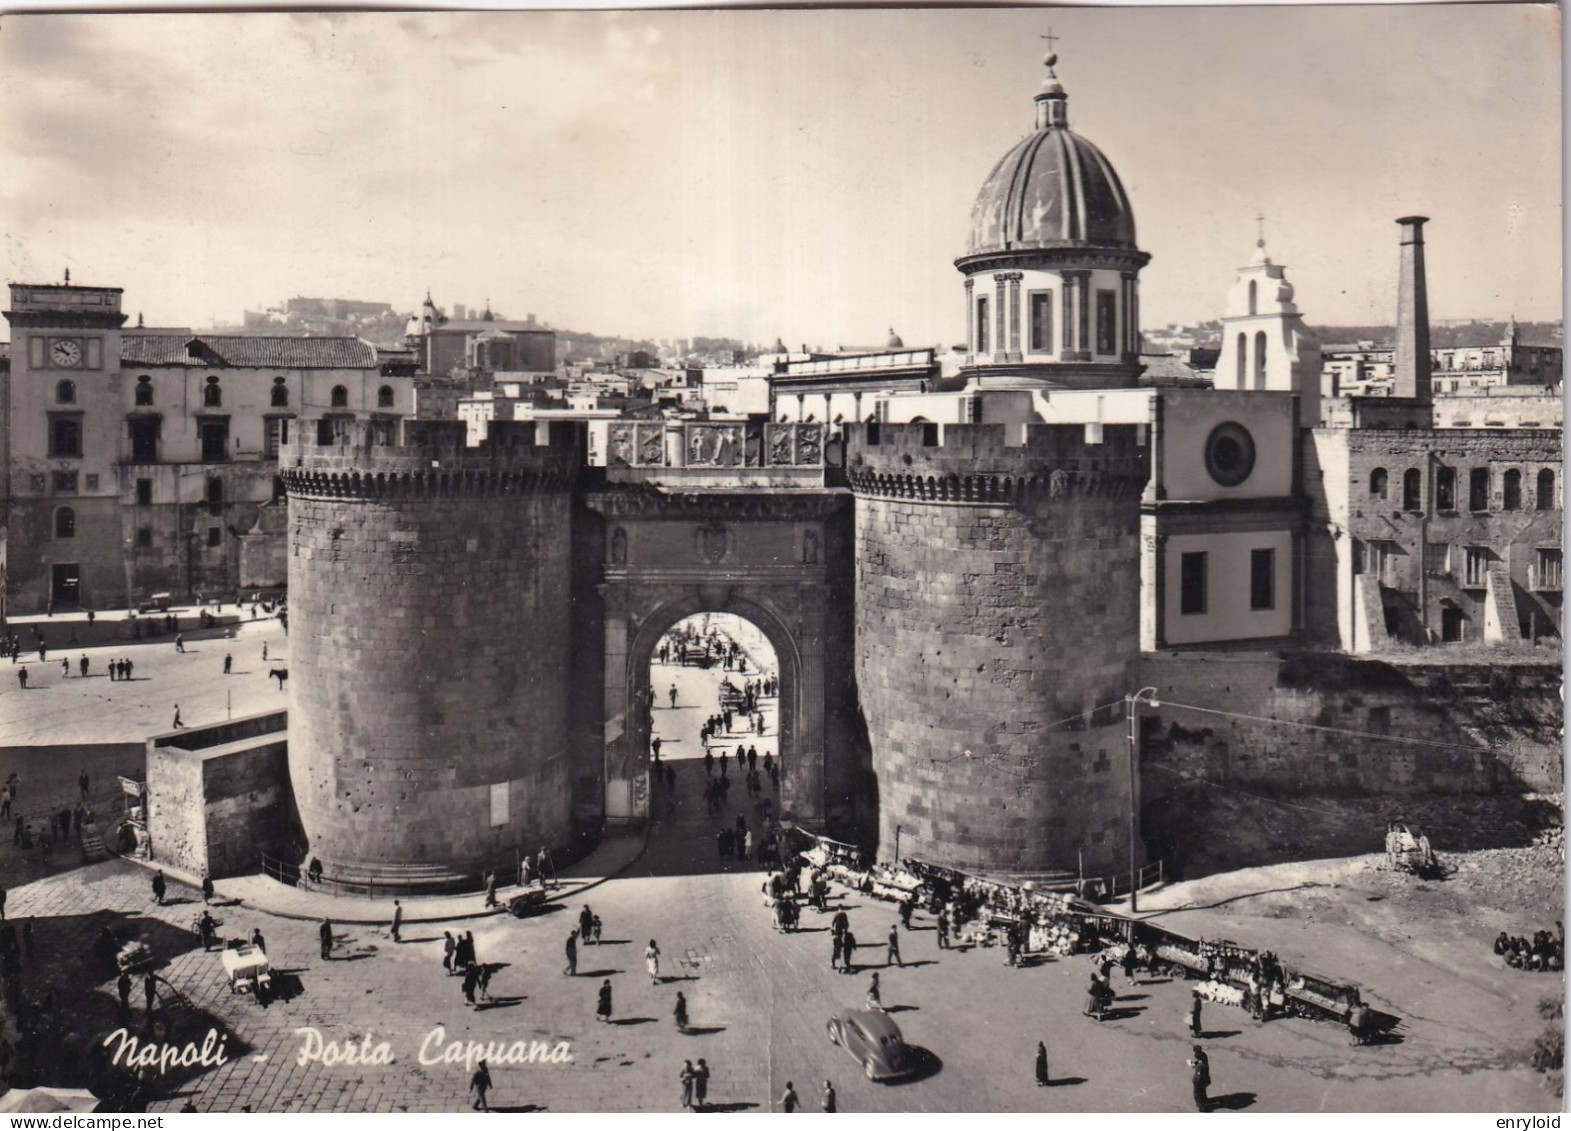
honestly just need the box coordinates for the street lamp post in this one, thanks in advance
[1125,687,1160,913]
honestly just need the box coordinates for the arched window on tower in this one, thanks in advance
[330,385,349,408]
[378,385,395,409]
[1248,279,1258,316]
[135,376,154,406]
[203,377,222,407]
[271,377,289,408]
[1538,468,1556,510]
[56,380,76,405]
[54,506,75,539]
[1235,333,1246,388]
[1369,468,1388,500]
[1254,331,1268,390]
[1402,468,1422,513]
[1503,469,1521,511]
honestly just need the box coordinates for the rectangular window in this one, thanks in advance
[1180,551,1207,615]
[49,415,83,458]
[206,477,224,516]
[85,474,98,491]
[1366,539,1398,585]
[976,296,990,354]
[129,417,160,462]
[207,526,223,548]
[137,527,153,548]
[1435,466,1456,511]
[1029,290,1054,353]
[1469,468,1490,511]
[52,471,79,495]
[1096,290,1117,355]
[265,417,289,459]
[199,420,229,462]
[135,478,153,506]
[1463,546,1490,588]
[1250,548,1275,610]
[1536,548,1563,591]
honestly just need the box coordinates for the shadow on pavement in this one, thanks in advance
[1209,1092,1257,1111]
[1047,1076,1087,1087]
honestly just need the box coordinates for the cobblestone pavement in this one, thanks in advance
[0,616,1557,1112]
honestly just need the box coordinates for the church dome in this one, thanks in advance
[965,56,1137,257]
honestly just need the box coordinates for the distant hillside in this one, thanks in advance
[1311,321,1562,349]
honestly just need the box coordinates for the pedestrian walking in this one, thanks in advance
[866,971,882,1011]
[564,931,578,976]
[645,939,661,985]
[172,705,184,729]
[175,634,185,653]
[693,1058,710,1109]
[443,931,456,973]
[1189,990,1203,1038]
[674,991,689,1033]
[822,1081,836,1113]
[831,932,843,971]
[251,928,266,953]
[887,924,902,968]
[390,900,403,942]
[1035,1040,1049,1086]
[151,870,167,906]
[485,872,498,909]
[899,898,914,930]
[79,656,89,679]
[62,658,69,678]
[842,929,857,973]
[469,1059,492,1111]
[318,917,333,960]
[1122,943,1139,984]
[461,962,480,1007]
[780,1081,799,1112]
[596,978,613,1022]
[579,904,594,944]
[680,1060,696,1110]
[262,643,268,663]
[936,909,950,950]
[143,971,157,1015]
[223,654,232,675]
[16,667,26,690]
[201,873,214,904]
[668,684,677,708]
[117,970,132,1016]
[1188,1046,1211,1111]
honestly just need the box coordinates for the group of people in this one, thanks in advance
[1493,924,1564,971]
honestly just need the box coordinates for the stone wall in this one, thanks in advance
[1137,652,1562,801]
[847,422,1148,877]
[281,421,582,884]
[145,712,290,879]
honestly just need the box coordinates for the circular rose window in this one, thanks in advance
[1204,422,1256,487]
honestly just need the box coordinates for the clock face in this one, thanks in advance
[50,339,82,368]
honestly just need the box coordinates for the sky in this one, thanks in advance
[0,5,1561,347]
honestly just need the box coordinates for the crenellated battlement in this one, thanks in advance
[846,422,1147,505]
[280,419,584,499]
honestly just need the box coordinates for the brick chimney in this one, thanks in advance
[1393,216,1432,402]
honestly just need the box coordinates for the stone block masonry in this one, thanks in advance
[281,422,583,886]
[846,422,1149,877]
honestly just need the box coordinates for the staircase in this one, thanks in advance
[1483,565,1523,643]
[79,822,109,863]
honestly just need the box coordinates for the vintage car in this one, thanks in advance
[508,888,551,918]
[826,1009,911,1081]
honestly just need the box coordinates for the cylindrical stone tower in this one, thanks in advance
[848,421,1147,879]
[280,420,583,889]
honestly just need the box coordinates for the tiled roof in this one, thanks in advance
[121,335,379,369]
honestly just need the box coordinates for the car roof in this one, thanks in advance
[842,1010,903,1041]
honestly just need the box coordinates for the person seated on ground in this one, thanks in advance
[1494,931,1511,956]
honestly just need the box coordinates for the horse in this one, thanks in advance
[269,668,289,690]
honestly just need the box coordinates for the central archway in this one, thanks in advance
[617,590,803,828]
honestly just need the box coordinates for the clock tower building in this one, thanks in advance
[4,282,128,612]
